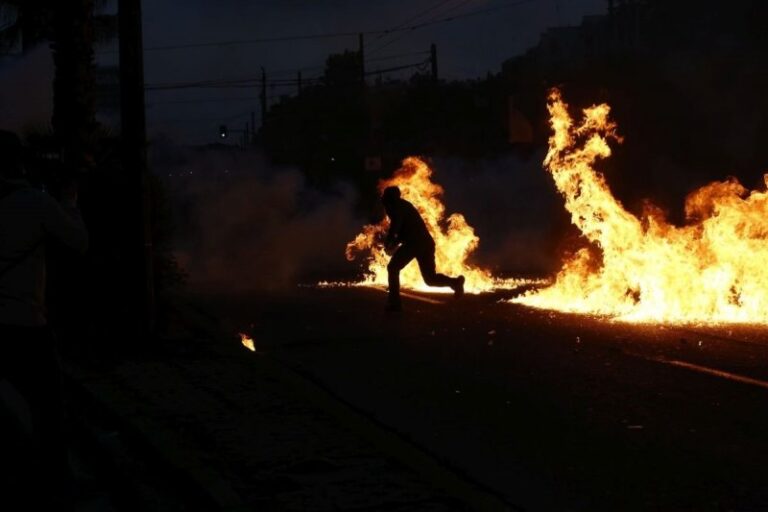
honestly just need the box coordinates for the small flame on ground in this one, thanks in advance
[346,156,538,293]
[514,88,768,325]
[239,333,256,352]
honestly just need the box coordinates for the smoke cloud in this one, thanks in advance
[154,144,363,292]
[431,152,566,277]
[154,142,565,293]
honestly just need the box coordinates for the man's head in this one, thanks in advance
[0,130,24,180]
[381,186,401,206]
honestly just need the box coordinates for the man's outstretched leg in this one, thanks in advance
[386,245,416,311]
[416,247,465,297]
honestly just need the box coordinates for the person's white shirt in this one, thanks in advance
[0,179,88,327]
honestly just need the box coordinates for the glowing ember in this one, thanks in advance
[239,333,256,351]
[514,88,768,325]
[347,157,533,293]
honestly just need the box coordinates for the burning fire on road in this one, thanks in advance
[345,157,539,294]
[514,89,768,325]
[239,333,256,352]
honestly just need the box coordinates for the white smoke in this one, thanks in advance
[152,139,563,292]
[431,152,565,276]
[154,144,363,292]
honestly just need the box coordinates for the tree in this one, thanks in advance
[0,1,51,53]
[324,50,362,88]
[0,1,116,174]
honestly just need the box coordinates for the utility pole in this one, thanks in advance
[359,33,365,85]
[250,111,256,144]
[244,122,249,149]
[297,71,302,95]
[260,67,267,127]
[430,43,439,83]
[119,0,154,337]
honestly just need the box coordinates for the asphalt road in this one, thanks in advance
[201,286,768,511]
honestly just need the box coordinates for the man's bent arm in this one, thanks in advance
[386,209,404,247]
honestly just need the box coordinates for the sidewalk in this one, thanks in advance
[63,304,510,511]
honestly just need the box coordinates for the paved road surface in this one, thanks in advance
[202,286,768,511]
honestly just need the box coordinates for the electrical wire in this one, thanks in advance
[144,58,429,91]
[101,0,536,54]
[367,0,472,56]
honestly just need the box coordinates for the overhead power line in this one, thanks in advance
[143,50,430,90]
[147,96,261,105]
[148,109,252,125]
[144,57,431,91]
[105,0,535,54]
[141,31,361,52]
[370,0,459,44]
[368,0,473,57]
[366,50,430,62]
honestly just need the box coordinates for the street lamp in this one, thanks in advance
[217,123,250,147]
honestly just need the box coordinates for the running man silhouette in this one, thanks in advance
[382,186,464,311]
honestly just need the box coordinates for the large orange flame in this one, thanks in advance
[514,89,768,324]
[347,157,532,293]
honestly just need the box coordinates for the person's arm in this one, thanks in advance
[385,206,403,248]
[41,184,88,254]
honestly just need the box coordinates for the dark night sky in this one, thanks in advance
[1,0,606,145]
[132,0,605,144]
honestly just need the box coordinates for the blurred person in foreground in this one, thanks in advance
[381,186,464,312]
[0,130,88,506]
